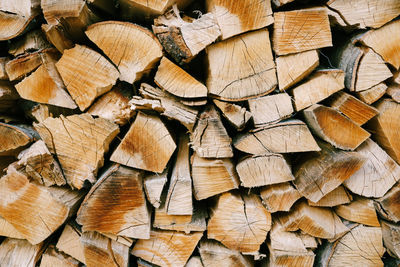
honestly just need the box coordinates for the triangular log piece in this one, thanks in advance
[386,84,400,103]
[40,245,80,267]
[143,167,169,208]
[307,186,352,207]
[374,183,400,223]
[334,196,380,226]
[8,29,50,57]
[0,238,44,267]
[6,50,46,81]
[213,100,251,130]
[185,256,203,267]
[41,23,74,53]
[355,83,387,104]
[260,183,302,213]
[56,223,86,264]
[0,122,37,156]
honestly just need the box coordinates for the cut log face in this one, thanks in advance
[303,104,370,150]
[334,196,380,227]
[41,23,74,53]
[40,245,81,267]
[81,231,129,267]
[213,100,251,130]
[327,0,400,29]
[191,105,233,158]
[77,164,150,239]
[355,83,387,105]
[381,220,400,259]
[143,167,168,208]
[206,28,277,101]
[35,114,119,189]
[291,69,345,111]
[260,183,302,213]
[56,223,86,264]
[56,45,119,111]
[206,0,273,40]
[308,186,352,207]
[236,154,294,188]
[344,139,400,198]
[276,50,319,91]
[273,8,332,56]
[375,183,400,223]
[293,141,366,202]
[191,152,239,200]
[155,57,207,98]
[199,240,254,267]
[8,29,50,57]
[0,123,37,156]
[386,84,400,103]
[86,21,163,83]
[207,191,272,253]
[234,120,320,154]
[369,99,400,164]
[6,51,45,81]
[0,238,44,267]
[0,216,25,239]
[248,93,294,126]
[110,112,176,173]
[132,229,203,267]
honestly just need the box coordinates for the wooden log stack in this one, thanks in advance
[0,0,400,266]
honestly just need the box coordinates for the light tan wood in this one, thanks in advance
[206,0,273,40]
[86,21,162,83]
[276,50,319,91]
[375,183,400,223]
[0,81,20,113]
[234,120,320,154]
[292,69,345,111]
[355,83,387,104]
[35,114,119,189]
[143,167,168,208]
[272,0,296,7]
[381,220,400,259]
[132,229,203,267]
[111,112,176,173]
[0,123,37,156]
[8,30,49,57]
[129,96,163,112]
[304,104,370,150]
[308,186,352,207]
[56,223,86,264]
[386,84,400,103]
[6,50,46,81]
[40,245,80,267]
[206,28,277,101]
[119,0,193,19]
[260,183,302,213]
[186,256,204,267]
[0,58,8,80]
[213,100,251,130]
[191,105,233,158]
[207,191,271,253]
[344,139,400,198]
[199,240,253,267]
[335,196,380,227]
[41,23,74,53]
[191,152,239,200]
[0,216,25,239]
[0,238,44,267]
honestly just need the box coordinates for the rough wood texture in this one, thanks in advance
[132,229,203,267]
[199,240,253,267]
[111,112,176,173]
[303,104,370,150]
[0,123,37,156]
[41,23,74,53]
[206,0,273,40]
[213,100,251,130]
[236,154,294,188]
[334,196,380,227]
[185,256,203,267]
[0,81,19,112]
[40,245,80,267]
[375,183,400,223]
[249,93,293,126]
[381,220,400,259]
[191,153,239,200]
[273,8,332,56]
[119,0,192,19]
[334,41,363,91]
[386,84,400,103]
[234,120,320,154]
[276,50,319,91]
[207,191,271,253]
[56,223,86,264]
[0,238,44,267]
[8,29,50,57]
[355,83,387,104]
[0,216,25,239]
[143,167,168,208]
[56,45,119,111]
[260,183,302,213]
[35,114,119,189]
[206,28,277,101]
[308,186,352,207]
[86,21,162,83]
[6,51,44,81]
[0,58,9,80]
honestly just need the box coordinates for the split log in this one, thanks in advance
[273,8,332,56]
[56,223,86,264]
[375,183,400,223]
[191,105,233,158]
[386,84,400,103]
[276,50,319,91]
[165,133,192,215]
[186,256,203,267]
[155,57,207,98]
[0,123,37,156]
[40,245,80,267]
[0,216,25,239]
[35,114,119,189]
[111,112,176,173]
[153,9,221,64]
[207,191,272,253]
[334,196,380,227]
[199,240,254,267]
[355,83,387,104]
[129,96,164,112]
[307,186,352,207]
[205,0,273,40]
[86,21,162,83]
[0,58,8,80]
[0,238,44,267]
[328,91,378,125]
[80,231,129,267]
[132,229,203,267]
[381,220,400,259]
[101,234,133,248]
[41,23,74,53]
[0,81,19,112]
[213,100,251,130]
[77,164,150,239]
[191,152,239,200]
[293,141,366,202]
[206,28,277,101]
[236,154,294,188]
[23,102,76,124]
[143,167,168,208]
[343,139,400,198]
[234,120,320,154]
[368,99,400,164]
[303,104,370,150]
[260,183,302,213]
[6,50,47,81]
[8,30,50,57]
[326,0,400,29]
[291,69,345,111]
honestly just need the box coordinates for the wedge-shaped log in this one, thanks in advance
[6,50,45,81]
[41,23,74,53]
[0,123,37,156]
[234,120,320,154]
[191,153,239,200]
[86,21,162,83]
[143,167,168,208]
[207,191,271,253]
[8,29,50,57]
[206,28,277,101]
[191,105,233,158]
[308,186,352,207]
[344,139,400,198]
[381,220,400,259]
[56,45,119,111]
[40,245,80,267]
[355,83,387,104]
[0,238,44,267]
[132,229,203,267]
[185,256,203,267]
[335,196,380,226]
[56,223,86,264]
[304,104,370,150]
[260,183,302,213]
[387,84,400,103]
[213,100,251,130]
[375,183,400,223]
[199,240,253,267]
[111,112,176,173]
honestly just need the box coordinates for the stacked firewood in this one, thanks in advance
[0,0,400,266]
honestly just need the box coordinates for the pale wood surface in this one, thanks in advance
[0,238,43,267]
[260,183,302,213]
[335,196,380,227]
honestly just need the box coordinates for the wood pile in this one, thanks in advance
[1,0,400,266]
